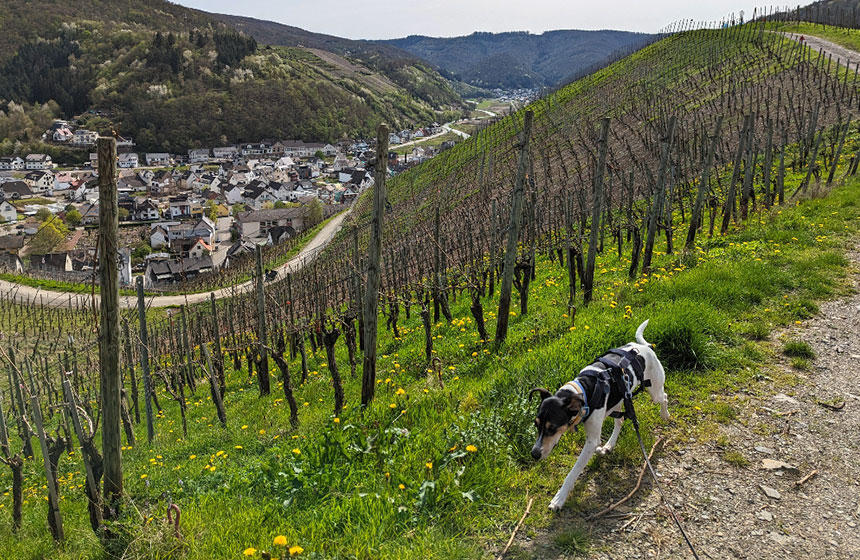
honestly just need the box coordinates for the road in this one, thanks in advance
[0,209,351,309]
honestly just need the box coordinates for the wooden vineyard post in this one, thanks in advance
[210,293,225,397]
[136,277,155,443]
[180,305,194,391]
[495,110,533,345]
[254,246,270,396]
[203,344,227,427]
[361,123,388,407]
[97,136,123,521]
[61,374,102,534]
[686,116,723,251]
[583,118,610,305]
[26,367,64,541]
[122,318,140,423]
[642,116,677,275]
[0,390,24,532]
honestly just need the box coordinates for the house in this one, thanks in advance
[237,207,306,239]
[0,157,24,171]
[132,199,160,221]
[223,184,244,205]
[0,235,25,253]
[188,148,210,163]
[144,255,213,287]
[25,154,52,170]
[0,200,17,223]
[224,240,256,267]
[145,153,170,166]
[23,171,54,194]
[0,181,33,200]
[168,195,191,218]
[267,225,296,245]
[118,153,139,168]
[52,127,73,142]
[0,253,23,273]
[388,133,402,145]
[332,153,349,171]
[240,143,272,156]
[29,252,73,273]
[150,225,170,249]
[213,146,238,159]
[118,175,147,192]
[71,129,98,146]
[79,203,100,225]
[174,237,212,258]
[116,136,135,149]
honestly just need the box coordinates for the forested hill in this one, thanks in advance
[382,30,655,89]
[0,0,464,153]
[211,13,470,104]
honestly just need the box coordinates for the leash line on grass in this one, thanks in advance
[630,414,701,560]
[588,435,664,521]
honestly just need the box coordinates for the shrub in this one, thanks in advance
[782,339,815,359]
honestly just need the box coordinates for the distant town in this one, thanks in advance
[0,118,476,289]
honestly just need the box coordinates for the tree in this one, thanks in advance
[118,207,129,221]
[132,243,151,261]
[204,199,219,222]
[64,208,82,226]
[274,201,287,209]
[306,198,323,227]
[28,218,68,255]
[35,207,52,221]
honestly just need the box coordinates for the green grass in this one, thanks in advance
[0,171,857,559]
[0,272,140,296]
[782,339,816,359]
[552,525,591,555]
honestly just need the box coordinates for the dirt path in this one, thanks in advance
[510,244,860,559]
[0,209,351,309]
[779,31,860,66]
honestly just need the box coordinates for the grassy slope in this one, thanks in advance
[1,161,858,559]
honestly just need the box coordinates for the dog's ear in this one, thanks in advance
[560,390,585,412]
[528,387,553,402]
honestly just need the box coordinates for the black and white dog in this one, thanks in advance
[530,319,670,511]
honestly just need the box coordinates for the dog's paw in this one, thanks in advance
[596,445,611,456]
[548,500,563,512]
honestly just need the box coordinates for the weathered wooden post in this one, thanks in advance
[254,246,270,396]
[642,116,677,275]
[210,293,225,397]
[121,318,140,423]
[495,110,533,345]
[361,123,388,407]
[136,277,155,443]
[97,136,123,521]
[686,117,723,251]
[583,117,610,304]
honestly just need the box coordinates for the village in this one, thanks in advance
[0,120,456,289]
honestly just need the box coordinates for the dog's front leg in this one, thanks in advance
[597,417,623,455]
[548,437,599,511]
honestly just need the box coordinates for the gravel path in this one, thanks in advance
[509,244,860,559]
[779,31,860,67]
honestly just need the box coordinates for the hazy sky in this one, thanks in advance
[175,0,756,40]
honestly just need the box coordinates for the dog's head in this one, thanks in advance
[529,386,586,460]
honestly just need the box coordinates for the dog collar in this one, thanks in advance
[562,379,589,426]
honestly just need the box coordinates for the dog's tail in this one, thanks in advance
[635,319,651,346]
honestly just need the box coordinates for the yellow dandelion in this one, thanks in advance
[273,535,287,547]
[243,547,257,556]
[289,545,304,556]
[466,445,478,453]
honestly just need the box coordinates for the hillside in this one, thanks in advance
[2,16,860,560]
[0,0,464,152]
[212,13,475,105]
[382,29,656,89]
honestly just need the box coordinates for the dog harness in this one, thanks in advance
[563,347,649,425]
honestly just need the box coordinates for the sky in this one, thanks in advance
[175,0,758,40]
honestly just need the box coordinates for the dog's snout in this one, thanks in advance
[531,447,542,460]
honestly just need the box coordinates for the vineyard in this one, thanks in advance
[2,10,860,559]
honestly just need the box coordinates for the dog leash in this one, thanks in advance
[626,398,701,560]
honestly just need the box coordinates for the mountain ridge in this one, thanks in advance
[380,29,656,89]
